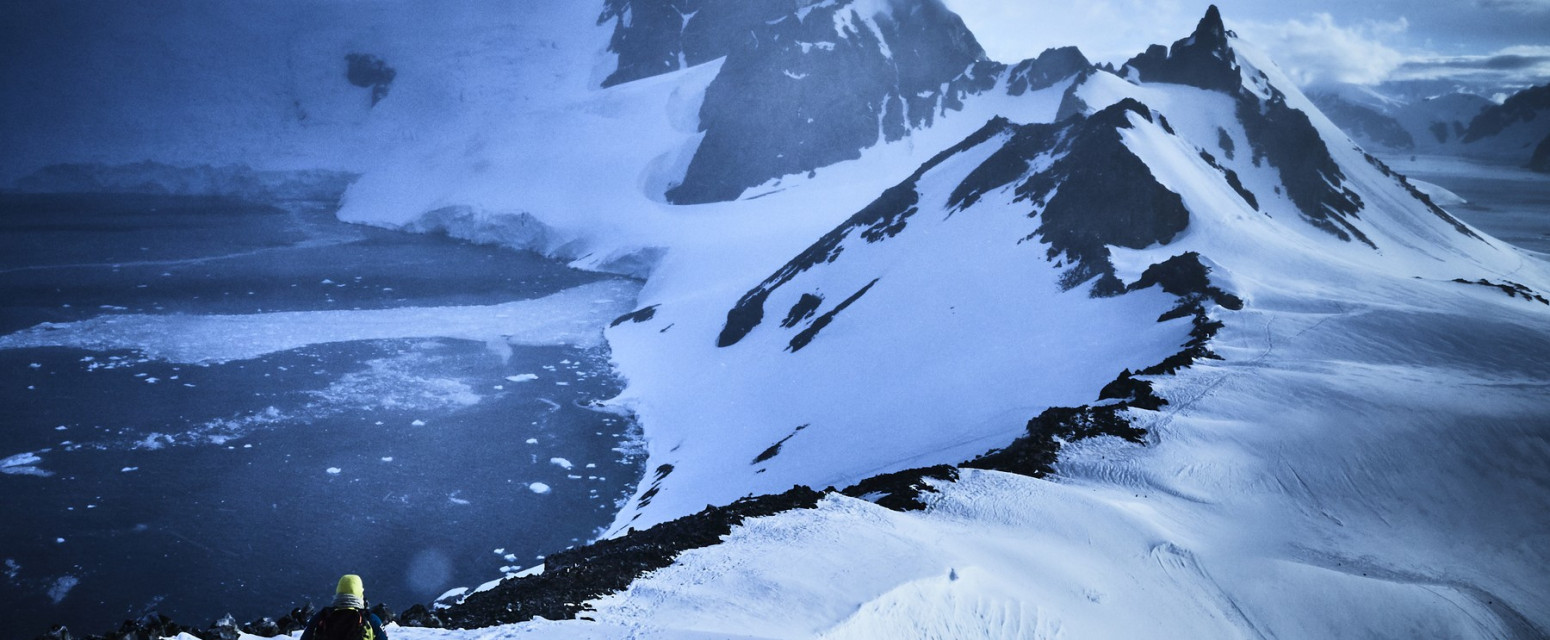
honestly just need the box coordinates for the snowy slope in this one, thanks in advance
[395,7,1550,637]
[596,3,1539,533]
[388,7,1550,638]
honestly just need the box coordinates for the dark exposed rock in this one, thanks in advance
[1236,90,1373,247]
[438,485,827,628]
[1011,100,1192,294]
[1452,278,1550,305]
[636,463,675,508]
[398,604,445,628]
[1121,5,1240,93]
[596,0,799,88]
[787,278,877,352]
[840,465,959,511]
[752,424,807,464]
[1430,121,1450,144]
[344,53,396,107]
[1307,92,1415,150]
[1217,127,1235,159]
[1462,83,1550,143]
[780,293,824,328]
[207,615,240,640]
[611,304,660,327]
[1197,149,1259,211]
[1531,133,1550,173]
[666,0,994,204]
[1006,47,1091,96]
[1099,369,1165,411]
[964,402,1148,477]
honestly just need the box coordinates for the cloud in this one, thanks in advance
[1391,46,1550,87]
[1475,0,1550,14]
[1233,13,1409,86]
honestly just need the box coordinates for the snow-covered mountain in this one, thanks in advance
[564,9,1550,635]
[9,1,1550,637]
[389,7,1550,637]
[1310,81,1550,170]
[598,1,1542,531]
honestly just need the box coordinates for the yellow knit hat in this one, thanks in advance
[336,574,364,598]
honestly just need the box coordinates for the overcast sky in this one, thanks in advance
[944,0,1550,89]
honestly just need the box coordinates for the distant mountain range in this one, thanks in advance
[1309,81,1550,171]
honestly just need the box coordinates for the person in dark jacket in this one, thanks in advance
[299,574,388,640]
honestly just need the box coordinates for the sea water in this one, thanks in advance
[0,193,645,635]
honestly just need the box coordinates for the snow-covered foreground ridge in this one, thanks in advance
[9,2,1550,638]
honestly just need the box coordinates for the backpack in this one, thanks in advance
[313,606,376,640]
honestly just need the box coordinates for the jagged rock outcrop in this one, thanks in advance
[1121,5,1239,93]
[1006,46,1090,96]
[1463,83,1550,143]
[666,0,997,204]
[597,0,807,87]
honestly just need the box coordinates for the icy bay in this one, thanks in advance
[0,193,644,636]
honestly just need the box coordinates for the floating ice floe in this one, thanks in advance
[46,575,79,604]
[1,452,52,477]
[0,280,641,364]
[527,482,551,494]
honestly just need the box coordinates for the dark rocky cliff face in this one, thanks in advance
[1121,5,1239,93]
[1306,93,1415,151]
[1006,47,1090,97]
[597,0,806,87]
[666,0,995,204]
[1531,133,1550,173]
[1463,83,1550,143]
[600,1,1097,207]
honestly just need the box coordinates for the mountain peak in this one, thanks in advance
[1121,4,1239,93]
[1195,5,1228,49]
